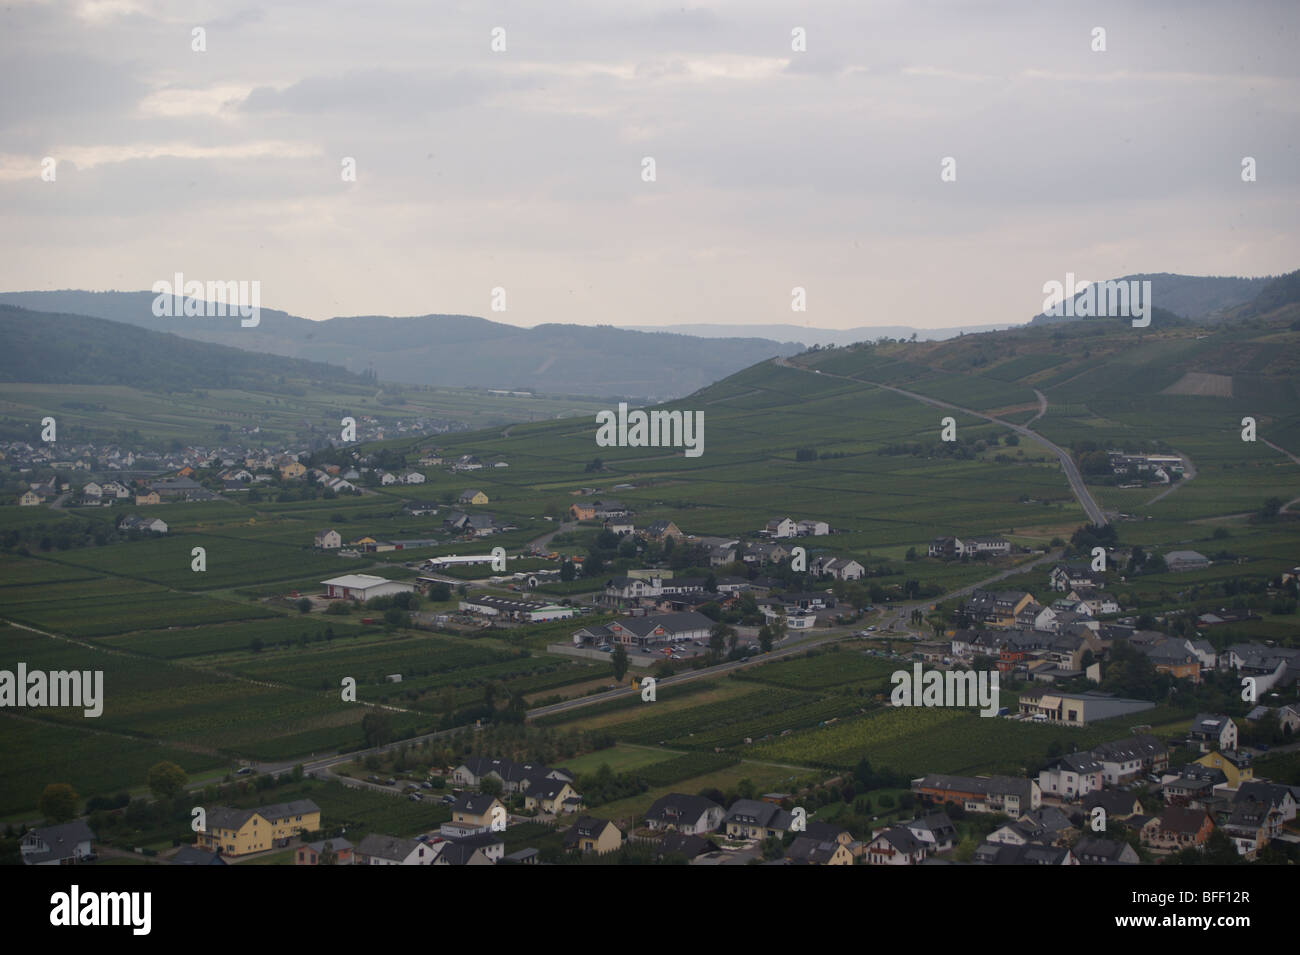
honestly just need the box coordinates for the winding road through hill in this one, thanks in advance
[776,358,1108,525]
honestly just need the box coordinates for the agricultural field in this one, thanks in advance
[747,703,1196,776]
[0,715,227,820]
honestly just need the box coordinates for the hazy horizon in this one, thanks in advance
[3,0,1298,330]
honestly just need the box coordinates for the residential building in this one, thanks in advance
[1189,713,1238,753]
[355,834,436,865]
[295,838,354,865]
[21,821,95,866]
[644,793,724,835]
[194,800,321,856]
[563,817,624,855]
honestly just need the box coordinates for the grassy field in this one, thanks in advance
[2,315,1297,820]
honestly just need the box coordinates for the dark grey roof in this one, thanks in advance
[645,793,722,826]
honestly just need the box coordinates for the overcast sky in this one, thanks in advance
[2,0,1297,330]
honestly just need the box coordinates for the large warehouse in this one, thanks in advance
[321,574,417,601]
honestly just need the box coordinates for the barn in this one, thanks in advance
[321,574,416,601]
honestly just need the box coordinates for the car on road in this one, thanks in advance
[408,793,423,802]
[439,794,456,805]
[386,778,397,786]
[236,766,255,776]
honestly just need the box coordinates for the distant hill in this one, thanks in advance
[619,322,1015,347]
[1029,272,1277,325]
[0,305,370,393]
[0,291,801,401]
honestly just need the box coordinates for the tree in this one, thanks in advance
[559,559,576,582]
[147,761,188,800]
[318,841,337,865]
[708,623,734,662]
[39,783,78,823]
[361,711,394,748]
[758,624,774,654]
[610,644,629,683]
[296,597,313,613]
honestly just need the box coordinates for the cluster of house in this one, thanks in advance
[1108,450,1185,485]
[575,570,848,648]
[946,566,1299,698]
[926,535,1011,560]
[340,757,587,866]
[895,716,1300,863]
[763,516,831,539]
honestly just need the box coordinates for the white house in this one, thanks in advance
[644,794,724,835]
[1190,713,1238,752]
[314,529,342,549]
[819,557,864,581]
[1038,753,1104,800]
[797,519,830,537]
[403,471,426,485]
[21,821,95,865]
[765,516,798,539]
[355,834,437,865]
[378,471,398,486]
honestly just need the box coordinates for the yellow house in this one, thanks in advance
[991,593,1035,629]
[135,491,160,506]
[280,461,307,479]
[460,490,490,505]
[451,793,504,829]
[18,490,41,506]
[563,817,623,854]
[1194,751,1253,789]
[195,799,321,857]
[524,780,582,815]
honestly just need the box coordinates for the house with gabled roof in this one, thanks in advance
[906,812,957,853]
[436,832,503,865]
[21,820,95,866]
[973,841,1077,865]
[643,519,683,541]
[1038,752,1104,800]
[295,838,353,865]
[866,826,927,865]
[1145,808,1214,851]
[786,836,854,865]
[644,793,724,835]
[1234,782,1297,822]
[722,799,795,840]
[356,833,436,865]
[1088,734,1168,784]
[1189,713,1237,752]
[1073,836,1139,865]
[194,799,320,856]
[655,831,720,861]
[563,816,624,855]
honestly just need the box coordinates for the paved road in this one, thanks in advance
[778,358,1108,525]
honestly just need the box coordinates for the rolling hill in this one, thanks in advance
[0,290,801,402]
